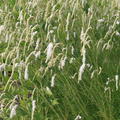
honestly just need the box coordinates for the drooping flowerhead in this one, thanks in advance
[45,42,54,63]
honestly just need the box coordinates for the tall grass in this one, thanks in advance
[0,0,120,120]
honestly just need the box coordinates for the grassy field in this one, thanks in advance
[0,0,120,120]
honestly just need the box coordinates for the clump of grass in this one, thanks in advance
[0,0,120,120]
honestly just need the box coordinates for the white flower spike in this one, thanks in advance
[10,104,18,118]
[45,42,54,63]
[75,115,82,120]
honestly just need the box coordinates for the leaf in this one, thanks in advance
[51,99,59,106]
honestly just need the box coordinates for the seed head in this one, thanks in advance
[45,42,54,63]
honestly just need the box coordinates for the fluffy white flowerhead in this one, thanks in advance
[78,63,85,82]
[51,74,56,87]
[75,115,82,120]
[10,104,18,118]
[31,100,36,120]
[0,63,5,72]
[0,25,5,34]
[32,100,36,112]
[115,75,119,91]
[24,64,29,80]
[98,19,104,23]
[45,42,54,63]
[59,56,67,69]
[34,51,41,59]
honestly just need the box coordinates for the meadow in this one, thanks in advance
[0,0,120,120]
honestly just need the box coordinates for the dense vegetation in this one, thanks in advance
[0,0,120,120]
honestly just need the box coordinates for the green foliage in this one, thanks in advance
[0,0,120,120]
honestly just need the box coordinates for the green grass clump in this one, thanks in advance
[0,0,120,120]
